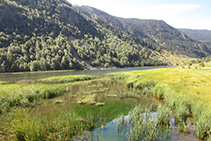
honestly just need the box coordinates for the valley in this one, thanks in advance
[0,0,211,140]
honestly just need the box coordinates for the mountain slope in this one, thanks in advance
[179,29,211,49]
[0,0,167,73]
[75,6,211,58]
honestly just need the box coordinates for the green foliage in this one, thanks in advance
[0,84,66,113]
[76,6,211,58]
[10,110,49,141]
[174,104,189,123]
[179,29,211,49]
[40,86,65,99]
[0,0,168,73]
[157,104,171,125]
[134,80,156,89]
[9,110,95,140]
[196,111,211,140]
[37,75,97,84]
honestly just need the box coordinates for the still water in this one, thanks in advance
[75,113,198,141]
[0,66,172,82]
[1,66,198,140]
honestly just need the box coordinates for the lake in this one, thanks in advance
[0,66,172,82]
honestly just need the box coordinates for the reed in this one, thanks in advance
[37,75,97,84]
[157,104,171,126]
[128,105,159,140]
[7,109,95,140]
[0,84,66,113]
[113,67,211,140]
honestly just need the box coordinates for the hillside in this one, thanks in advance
[179,29,211,49]
[75,6,211,58]
[0,0,168,73]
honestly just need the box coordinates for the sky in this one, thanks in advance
[67,0,211,30]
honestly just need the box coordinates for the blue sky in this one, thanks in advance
[68,0,211,30]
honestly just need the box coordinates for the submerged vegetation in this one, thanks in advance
[7,110,94,140]
[0,75,97,114]
[37,75,97,84]
[0,67,211,140]
[112,68,211,140]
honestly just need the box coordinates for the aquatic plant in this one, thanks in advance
[9,110,49,141]
[128,105,159,140]
[157,104,171,125]
[37,75,97,84]
[119,68,211,140]
[196,111,211,140]
[8,109,95,140]
[126,79,138,88]
[77,94,96,105]
[134,80,156,90]
[0,84,66,113]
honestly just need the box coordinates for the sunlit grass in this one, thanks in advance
[109,67,211,140]
[37,75,97,83]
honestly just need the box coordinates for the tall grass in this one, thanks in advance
[7,109,94,140]
[0,84,66,113]
[37,75,97,84]
[128,105,158,140]
[119,68,211,140]
[125,104,174,140]
[157,104,171,126]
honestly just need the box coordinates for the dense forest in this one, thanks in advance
[0,0,168,73]
[75,6,211,58]
[179,29,211,49]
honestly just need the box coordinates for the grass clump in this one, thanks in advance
[0,84,66,113]
[128,105,159,140]
[7,110,94,140]
[195,111,211,140]
[133,80,156,90]
[116,68,211,140]
[77,94,96,105]
[40,86,65,99]
[157,104,171,125]
[10,110,49,141]
[37,75,97,84]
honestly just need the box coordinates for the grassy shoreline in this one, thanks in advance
[109,67,211,140]
[0,69,75,75]
[1,67,211,140]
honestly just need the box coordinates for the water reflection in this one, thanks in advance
[73,112,198,141]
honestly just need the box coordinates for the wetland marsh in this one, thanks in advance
[0,67,210,140]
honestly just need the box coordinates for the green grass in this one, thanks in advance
[37,75,98,84]
[1,68,210,140]
[0,76,157,140]
[0,84,66,113]
[6,109,94,140]
[110,67,211,140]
[192,61,211,67]
[0,75,99,113]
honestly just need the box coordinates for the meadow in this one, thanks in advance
[116,67,211,140]
[0,67,211,140]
